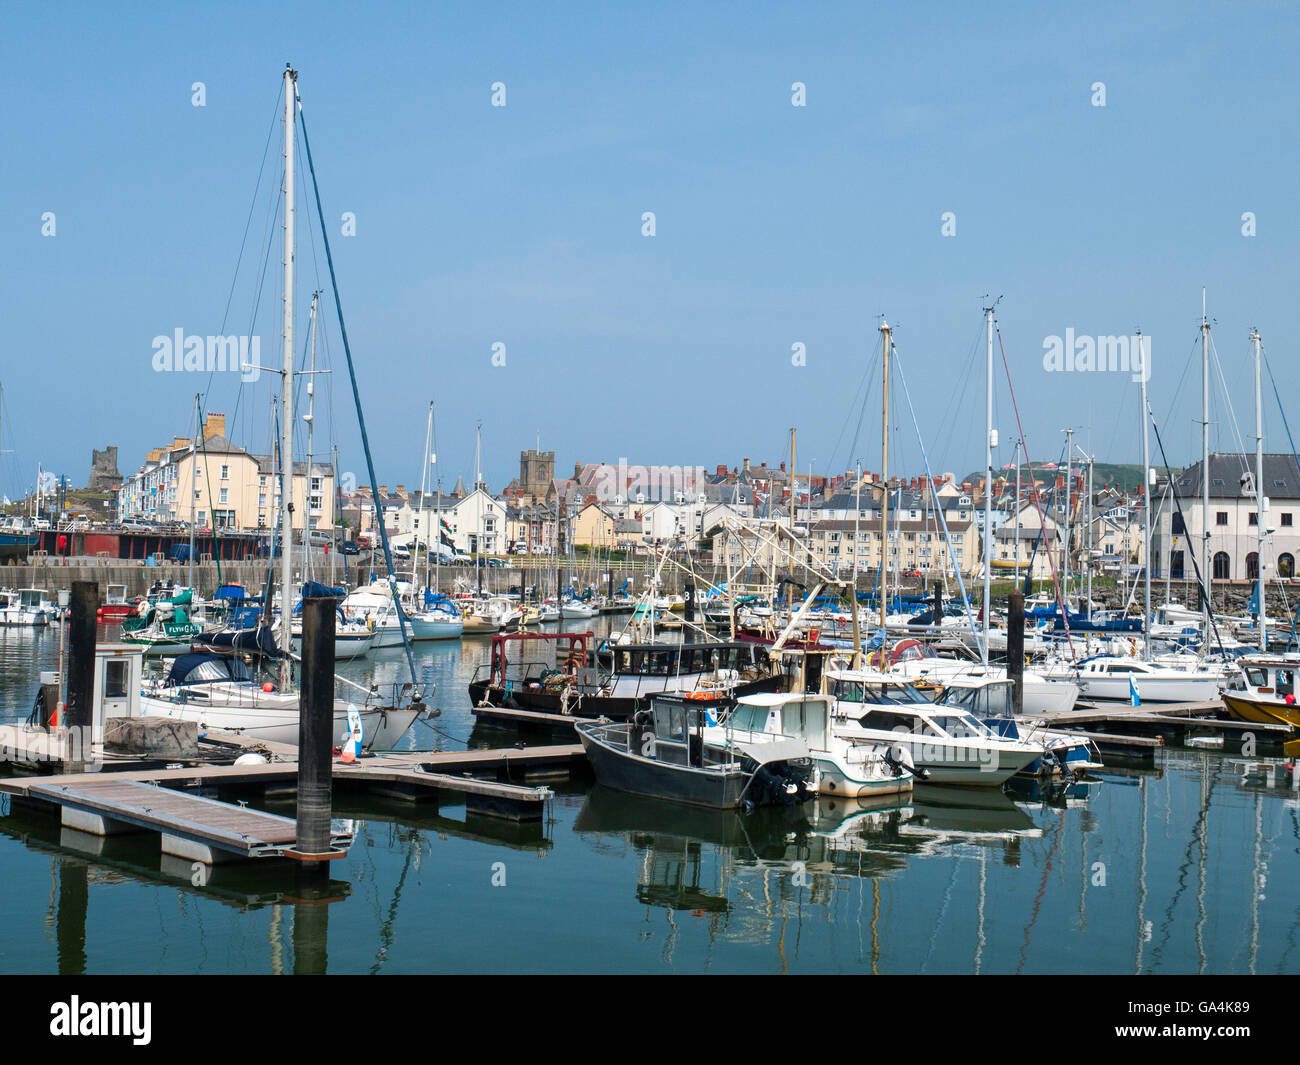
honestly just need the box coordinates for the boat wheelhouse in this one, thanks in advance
[1222,655,1300,730]
[709,692,915,798]
[469,632,783,721]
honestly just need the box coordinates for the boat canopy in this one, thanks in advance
[194,622,281,658]
[301,581,346,599]
[164,653,253,687]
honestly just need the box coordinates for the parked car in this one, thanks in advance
[340,541,361,555]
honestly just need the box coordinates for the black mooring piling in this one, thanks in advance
[684,580,696,623]
[1008,589,1025,715]
[296,596,336,884]
[931,580,942,628]
[63,581,99,770]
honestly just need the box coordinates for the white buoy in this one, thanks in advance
[233,752,269,766]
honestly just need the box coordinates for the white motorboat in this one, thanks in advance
[1039,655,1233,703]
[560,597,599,619]
[0,588,49,626]
[825,667,1042,786]
[933,674,1102,776]
[889,655,1079,714]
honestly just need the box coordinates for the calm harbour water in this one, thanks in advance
[0,620,1295,975]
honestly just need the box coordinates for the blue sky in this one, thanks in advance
[2,1,1297,501]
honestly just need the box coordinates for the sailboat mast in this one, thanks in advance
[304,290,318,583]
[852,460,863,668]
[1064,427,1073,605]
[419,401,433,590]
[1014,438,1021,585]
[1201,289,1211,634]
[279,63,297,689]
[190,393,198,591]
[1139,330,1152,660]
[879,318,891,645]
[474,422,484,597]
[983,304,994,664]
[1253,329,1266,651]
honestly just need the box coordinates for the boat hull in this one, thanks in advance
[1222,691,1300,729]
[578,728,752,808]
[137,693,420,750]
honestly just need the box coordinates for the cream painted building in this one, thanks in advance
[118,413,335,532]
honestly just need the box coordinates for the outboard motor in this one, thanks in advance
[885,743,926,780]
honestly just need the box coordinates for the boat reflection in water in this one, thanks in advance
[573,780,1058,910]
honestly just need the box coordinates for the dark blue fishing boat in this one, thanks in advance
[576,692,813,811]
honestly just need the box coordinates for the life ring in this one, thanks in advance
[563,656,580,678]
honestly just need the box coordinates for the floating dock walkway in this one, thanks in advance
[0,736,588,867]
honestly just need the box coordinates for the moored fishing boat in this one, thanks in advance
[469,631,785,721]
[576,692,813,810]
[1221,655,1300,729]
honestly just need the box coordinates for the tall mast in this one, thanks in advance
[1086,453,1094,610]
[1201,289,1211,635]
[982,304,994,664]
[1133,332,1154,663]
[879,318,891,646]
[278,63,297,689]
[853,459,863,667]
[789,427,796,630]
[1063,427,1073,607]
[1253,328,1266,651]
[1014,438,1021,585]
[474,422,484,596]
[303,290,318,583]
[418,401,434,591]
[1139,330,1152,659]
[189,393,198,591]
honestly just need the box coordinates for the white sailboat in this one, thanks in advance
[142,66,422,749]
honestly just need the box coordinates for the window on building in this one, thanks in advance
[1250,512,1258,526]
[1213,552,1230,580]
[1247,552,1260,581]
[1284,514,1294,527]
[1216,512,1228,526]
[218,488,228,504]
[220,464,229,480]
[1171,551,1185,578]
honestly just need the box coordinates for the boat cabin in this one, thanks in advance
[725,693,831,751]
[1229,655,1300,697]
[598,641,768,678]
[935,677,1017,719]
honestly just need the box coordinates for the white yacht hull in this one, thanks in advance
[138,692,420,750]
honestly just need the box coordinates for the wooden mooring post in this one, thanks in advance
[1008,589,1025,715]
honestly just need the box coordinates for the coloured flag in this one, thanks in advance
[1129,676,1141,707]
